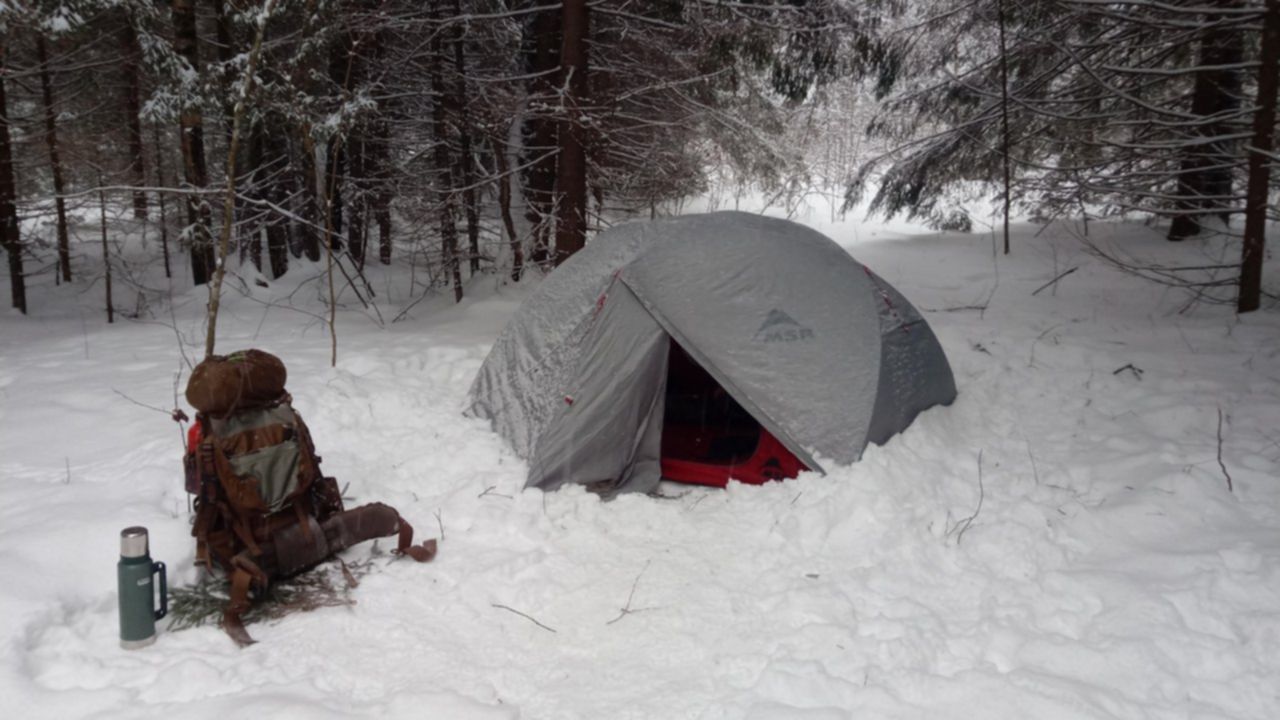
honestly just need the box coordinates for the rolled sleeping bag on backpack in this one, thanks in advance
[187,349,287,415]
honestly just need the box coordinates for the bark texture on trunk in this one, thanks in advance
[492,135,522,281]
[121,18,148,219]
[37,36,72,283]
[553,0,589,264]
[1167,2,1245,241]
[0,40,26,314]
[522,3,561,267]
[450,0,480,275]
[1238,0,1279,312]
[173,0,216,285]
[430,3,463,302]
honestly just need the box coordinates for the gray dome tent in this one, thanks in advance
[467,212,956,495]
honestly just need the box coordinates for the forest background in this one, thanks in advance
[0,0,1277,331]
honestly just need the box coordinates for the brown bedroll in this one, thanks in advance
[222,502,437,646]
[187,350,288,416]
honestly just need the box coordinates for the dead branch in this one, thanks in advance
[1113,363,1144,380]
[1217,407,1234,493]
[478,485,513,499]
[606,560,654,626]
[1031,266,1079,296]
[491,603,557,633]
[954,450,985,545]
[112,388,175,416]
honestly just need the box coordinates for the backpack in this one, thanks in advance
[184,350,435,646]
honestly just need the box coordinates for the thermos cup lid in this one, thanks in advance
[120,526,149,558]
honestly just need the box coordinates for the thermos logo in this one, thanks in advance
[754,309,814,343]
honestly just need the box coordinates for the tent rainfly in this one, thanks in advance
[466,212,957,495]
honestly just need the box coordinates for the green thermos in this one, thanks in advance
[117,526,167,649]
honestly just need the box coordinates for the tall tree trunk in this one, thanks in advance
[553,0,589,264]
[431,3,462,302]
[347,134,367,268]
[492,135,522,281]
[120,17,148,219]
[173,0,215,285]
[324,32,353,245]
[450,0,480,275]
[247,123,265,273]
[211,0,236,144]
[522,2,561,266]
[297,125,323,261]
[996,0,1011,256]
[0,40,24,314]
[1238,0,1279,313]
[373,116,393,266]
[99,184,114,324]
[261,121,290,279]
[153,123,172,279]
[365,15,393,267]
[36,36,72,283]
[1167,2,1245,240]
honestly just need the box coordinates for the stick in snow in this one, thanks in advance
[1031,266,1079,296]
[607,560,655,626]
[1217,407,1234,494]
[953,450,985,545]
[491,603,557,633]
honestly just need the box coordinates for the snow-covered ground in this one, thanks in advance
[2,207,1279,719]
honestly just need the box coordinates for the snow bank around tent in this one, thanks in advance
[2,212,1279,720]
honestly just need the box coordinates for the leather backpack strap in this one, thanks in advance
[390,513,438,563]
[222,566,257,647]
[222,553,269,647]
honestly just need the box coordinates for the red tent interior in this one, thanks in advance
[660,343,806,487]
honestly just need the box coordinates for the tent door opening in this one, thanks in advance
[660,342,806,487]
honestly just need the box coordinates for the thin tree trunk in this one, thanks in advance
[431,2,462,302]
[324,33,352,245]
[297,124,323,261]
[262,123,290,279]
[450,0,480,275]
[211,0,236,144]
[492,135,522,281]
[0,39,25,314]
[374,116,393,266]
[173,0,215,285]
[523,2,561,267]
[1168,1,1245,241]
[1238,0,1279,313]
[99,184,114,324]
[553,0,589,264]
[36,36,72,283]
[996,0,1011,256]
[347,134,368,268]
[120,17,148,219]
[153,124,172,279]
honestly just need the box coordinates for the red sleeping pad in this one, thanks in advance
[660,343,806,487]
[661,425,806,487]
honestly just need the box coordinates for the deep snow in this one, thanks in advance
[2,207,1279,719]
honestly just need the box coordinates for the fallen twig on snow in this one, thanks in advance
[478,485,513,500]
[1113,363,1143,380]
[1031,266,1078,296]
[607,560,655,626]
[1217,407,1234,494]
[952,450,985,545]
[492,603,557,633]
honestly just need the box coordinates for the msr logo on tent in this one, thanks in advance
[754,309,814,343]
